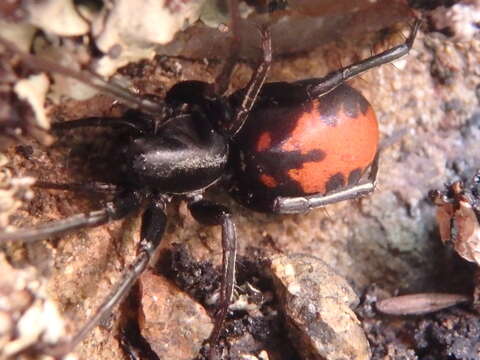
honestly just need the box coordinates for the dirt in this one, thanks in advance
[360,285,480,360]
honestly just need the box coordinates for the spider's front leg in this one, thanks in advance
[224,26,272,137]
[0,36,164,116]
[52,116,148,134]
[187,197,237,360]
[164,24,272,138]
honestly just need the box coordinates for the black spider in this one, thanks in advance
[0,2,421,359]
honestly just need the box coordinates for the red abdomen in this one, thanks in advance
[229,83,379,211]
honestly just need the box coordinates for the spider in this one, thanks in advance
[0,2,421,358]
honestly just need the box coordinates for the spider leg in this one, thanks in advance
[214,0,242,96]
[34,181,118,194]
[188,198,237,360]
[224,26,272,137]
[166,0,243,106]
[273,151,380,214]
[0,190,144,243]
[52,117,148,134]
[165,1,271,112]
[303,19,421,99]
[43,197,167,358]
[0,36,165,116]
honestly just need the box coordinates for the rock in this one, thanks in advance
[0,253,73,360]
[269,254,370,360]
[138,270,213,360]
[414,308,480,359]
[0,154,35,229]
[14,73,51,130]
[27,0,89,36]
[92,0,205,76]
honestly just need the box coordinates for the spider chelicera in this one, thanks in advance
[0,3,421,359]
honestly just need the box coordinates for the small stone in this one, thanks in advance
[7,289,33,313]
[0,253,71,359]
[0,310,13,335]
[14,73,51,130]
[27,0,89,36]
[269,254,371,360]
[92,0,205,76]
[258,349,269,360]
[138,270,213,360]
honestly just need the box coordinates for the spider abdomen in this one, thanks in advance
[230,84,379,211]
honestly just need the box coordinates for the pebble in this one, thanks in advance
[269,254,370,360]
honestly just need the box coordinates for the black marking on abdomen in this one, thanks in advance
[325,172,346,193]
[348,168,362,186]
[250,148,326,195]
[317,85,371,126]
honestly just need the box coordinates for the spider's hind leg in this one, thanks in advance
[303,19,421,99]
[273,152,380,214]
